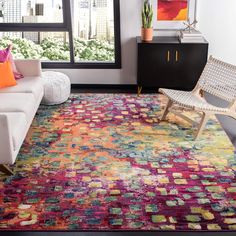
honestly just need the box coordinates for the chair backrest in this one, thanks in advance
[198,56,236,102]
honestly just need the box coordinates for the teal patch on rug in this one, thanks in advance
[0,94,235,231]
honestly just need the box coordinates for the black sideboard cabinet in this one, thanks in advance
[137,36,208,92]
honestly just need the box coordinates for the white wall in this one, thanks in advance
[55,0,236,85]
[57,1,142,85]
[197,0,236,65]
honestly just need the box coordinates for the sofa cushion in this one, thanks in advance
[0,112,28,151]
[0,46,11,62]
[0,76,43,100]
[0,93,36,122]
[0,45,24,80]
[0,61,17,89]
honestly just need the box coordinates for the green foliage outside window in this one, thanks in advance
[0,37,115,62]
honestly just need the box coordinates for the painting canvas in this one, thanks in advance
[153,0,196,30]
[157,0,189,21]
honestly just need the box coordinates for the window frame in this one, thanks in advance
[0,0,121,69]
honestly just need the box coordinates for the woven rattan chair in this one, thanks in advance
[159,56,236,140]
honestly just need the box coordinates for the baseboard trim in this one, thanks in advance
[71,84,137,90]
[71,84,161,94]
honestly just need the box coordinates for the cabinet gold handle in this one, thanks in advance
[167,50,170,62]
[175,51,179,62]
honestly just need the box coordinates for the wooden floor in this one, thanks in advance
[3,231,236,236]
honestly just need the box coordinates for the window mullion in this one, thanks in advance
[64,0,75,64]
[0,24,67,32]
[114,0,121,68]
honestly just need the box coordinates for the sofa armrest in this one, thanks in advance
[0,114,14,165]
[15,59,42,77]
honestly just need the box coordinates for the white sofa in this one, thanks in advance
[0,60,43,173]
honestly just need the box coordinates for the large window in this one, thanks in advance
[0,0,121,68]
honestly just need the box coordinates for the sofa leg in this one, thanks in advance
[0,164,14,175]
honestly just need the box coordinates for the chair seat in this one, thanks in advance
[159,88,229,113]
[159,57,236,140]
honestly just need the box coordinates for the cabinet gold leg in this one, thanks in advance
[137,86,143,96]
[0,164,14,175]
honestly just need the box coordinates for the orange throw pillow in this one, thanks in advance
[0,60,17,88]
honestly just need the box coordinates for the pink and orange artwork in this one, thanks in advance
[157,0,188,21]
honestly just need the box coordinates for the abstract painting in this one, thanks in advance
[157,0,188,21]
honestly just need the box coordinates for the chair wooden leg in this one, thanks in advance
[160,99,173,121]
[195,113,210,140]
[0,164,14,175]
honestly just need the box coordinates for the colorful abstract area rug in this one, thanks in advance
[0,94,236,231]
